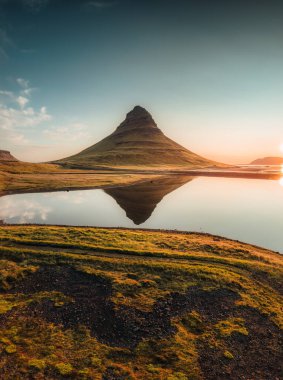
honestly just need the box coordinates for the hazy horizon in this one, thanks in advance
[1,0,283,164]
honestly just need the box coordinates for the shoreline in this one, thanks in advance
[0,174,163,197]
[0,169,281,197]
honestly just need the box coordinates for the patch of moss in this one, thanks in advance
[55,362,73,376]
[146,364,161,374]
[28,358,46,370]
[0,299,14,314]
[181,311,204,334]
[90,355,102,368]
[223,350,234,359]
[5,344,17,354]
[216,318,249,338]
[167,372,189,380]
[0,225,282,379]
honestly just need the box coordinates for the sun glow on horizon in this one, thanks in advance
[279,164,283,186]
[280,143,283,153]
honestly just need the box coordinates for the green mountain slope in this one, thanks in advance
[55,106,225,169]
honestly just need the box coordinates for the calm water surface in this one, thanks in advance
[1,176,283,253]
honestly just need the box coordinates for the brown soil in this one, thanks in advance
[2,266,239,349]
[198,306,283,380]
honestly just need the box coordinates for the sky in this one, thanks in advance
[0,0,283,164]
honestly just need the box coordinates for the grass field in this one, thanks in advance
[0,162,162,195]
[0,225,282,379]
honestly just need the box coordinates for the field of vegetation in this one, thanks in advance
[0,225,282,379]
[0,162,162,195]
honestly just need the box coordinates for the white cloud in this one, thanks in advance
[0,78,92,162]
[0,79,51,146]
[0,104,51,130]
[43,123,90,143]
[6,131,29,145]
[17,96,29,108]
[0,90,14,99]
[16,78,29,89]
[51,191,87,205]
[0,197,51,223]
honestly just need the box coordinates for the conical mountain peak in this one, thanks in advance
[116,105,158,132]
[55,106,222,168]
[127,105,153,119]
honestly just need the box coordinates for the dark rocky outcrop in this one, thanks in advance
[0,150,18,162]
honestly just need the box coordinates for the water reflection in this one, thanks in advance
[0,198,51,223]
[0,176,282,252]
[43,191,87,205]
[104,176,194,224]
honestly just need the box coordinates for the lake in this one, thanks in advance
[1,175,283,253]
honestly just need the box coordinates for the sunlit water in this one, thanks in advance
[1,176,283,253]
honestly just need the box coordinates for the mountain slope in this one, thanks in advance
[55,106,225,169]
[0,150,18,162]
[250,157,283,165]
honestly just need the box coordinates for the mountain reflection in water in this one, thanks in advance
[104,176,194,224]
[0,176,282,252]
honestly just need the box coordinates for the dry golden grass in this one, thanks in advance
[0,162,162,194]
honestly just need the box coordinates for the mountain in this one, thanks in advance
[250,157,283,165]
[55,106,224,169]
[105,175,193,224]
[0,150,18,162]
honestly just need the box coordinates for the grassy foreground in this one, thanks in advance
[0,226,282,379]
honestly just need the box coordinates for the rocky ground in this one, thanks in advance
[0,226,282,379]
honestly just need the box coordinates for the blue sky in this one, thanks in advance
[0,0,283,163]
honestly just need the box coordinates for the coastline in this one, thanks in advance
[1,165,281,196]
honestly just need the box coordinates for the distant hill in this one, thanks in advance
[55,106,225,169]
[0,150,18,162]
[250,157,283,165]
